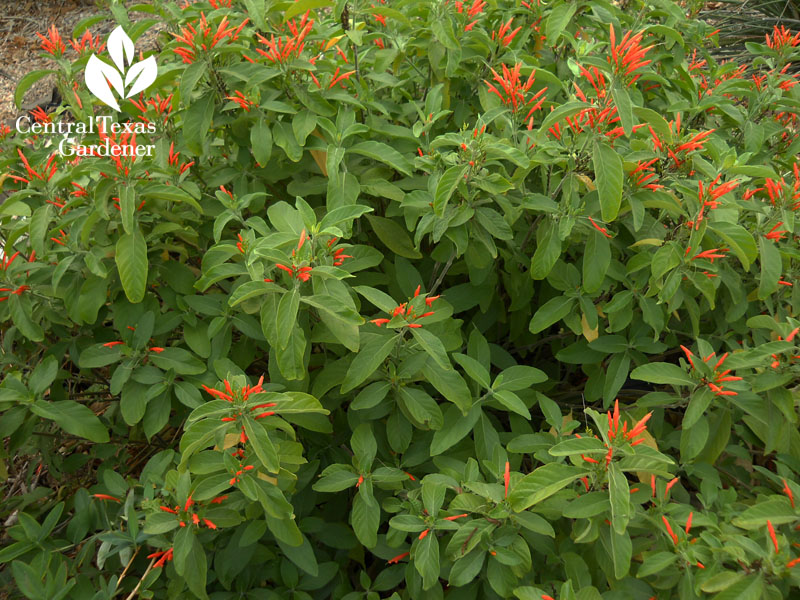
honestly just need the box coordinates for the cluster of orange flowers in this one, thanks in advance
[171,13,248,64]
[370,285,439,329]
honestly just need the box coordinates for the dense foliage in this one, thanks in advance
[1,0,800,598]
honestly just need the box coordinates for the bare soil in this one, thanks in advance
[0,0,173,126]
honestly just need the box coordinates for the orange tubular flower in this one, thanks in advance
[387,551,410,564]
[484,63,547,120]
[629,159,663,191]
[608,25,653,86]
[587,216,613,238]
[172,13,249,64]
[766,222,788,241]
[148,547,174,568]
[504,461,510,498]
[686,512,694,535]
[36,25,65,57]
[662,516,679,545]
[664,477,679,500]
[443,513,469,521]
[766,25,800,51]
[92,494,121,502]
[418,529,430,540]
[226,91,256,112]
[70,29,105,54]
[768,520,780,553]
[255,12,313,65]
[691,248,728,263]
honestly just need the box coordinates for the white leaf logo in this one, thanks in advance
[84,26,157,112]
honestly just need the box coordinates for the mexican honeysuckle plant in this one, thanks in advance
[1,0,799,598]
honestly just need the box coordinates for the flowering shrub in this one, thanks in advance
[1,0,800,598]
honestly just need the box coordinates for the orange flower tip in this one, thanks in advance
[210,495,228,504]
[696,561,705,569]
[355,475,364,488]
[405,471,416,481]
[418,529,430,540]
[91,494,121,502]
[542,596,555,600]
[387,551,410,564]
[203,519,217,529]
[149,347,165,353]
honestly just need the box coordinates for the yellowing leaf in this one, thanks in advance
[324,35,344,51]
[629,238,664,248]
[549,411,573,437]
[635,429,660,484]
[581,313,599,342]
[309,129,328,176]
[258,472,278,485]
[575,174,596,192]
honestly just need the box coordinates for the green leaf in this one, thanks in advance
[637,551,677,578]
[341,334,399,393]
[601,525,632,579]
[411,327,451,370]
[530,221,560,280]
[29,356,58,396]
[712,222,757,271]
[562,492,610,518]
[434,165,468,216]
[494,365,548,391]
[8,295,43,342]
[251,119,273,167]
[492,390,530,418]
[184,91,215,154]
[546,1,578,43]
[422,362,472,414]
[548,437,608,456]
[351,423,377,470]
[731,498,796,529]
[313,468,360,492]
[710,575,763,600]
[430,403,483,455]
[149,348,206,375]
[508,463,589,511]
[351,487,380,548]
[144,512,180,535]
[31,400,109,443]
[300,294,364,325]
[78,343,124,368]
[593,140,624,222]
[583,232,611,293]
[453,353,491,389]
[243,417,280,473]
[611,82,634,136]
[365,215,422,259]
[276,289,300,348]
[683,386,713,429]
[183,544,209,600]
[116,230,148,303]
[15,69,55,109]
[630,363,695,387]
[529,297,576,333]
[757,236,781,299]
[348,141,413,176]
[284,0,332,21]
[414,531,440,590]
[608,463,629,535]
